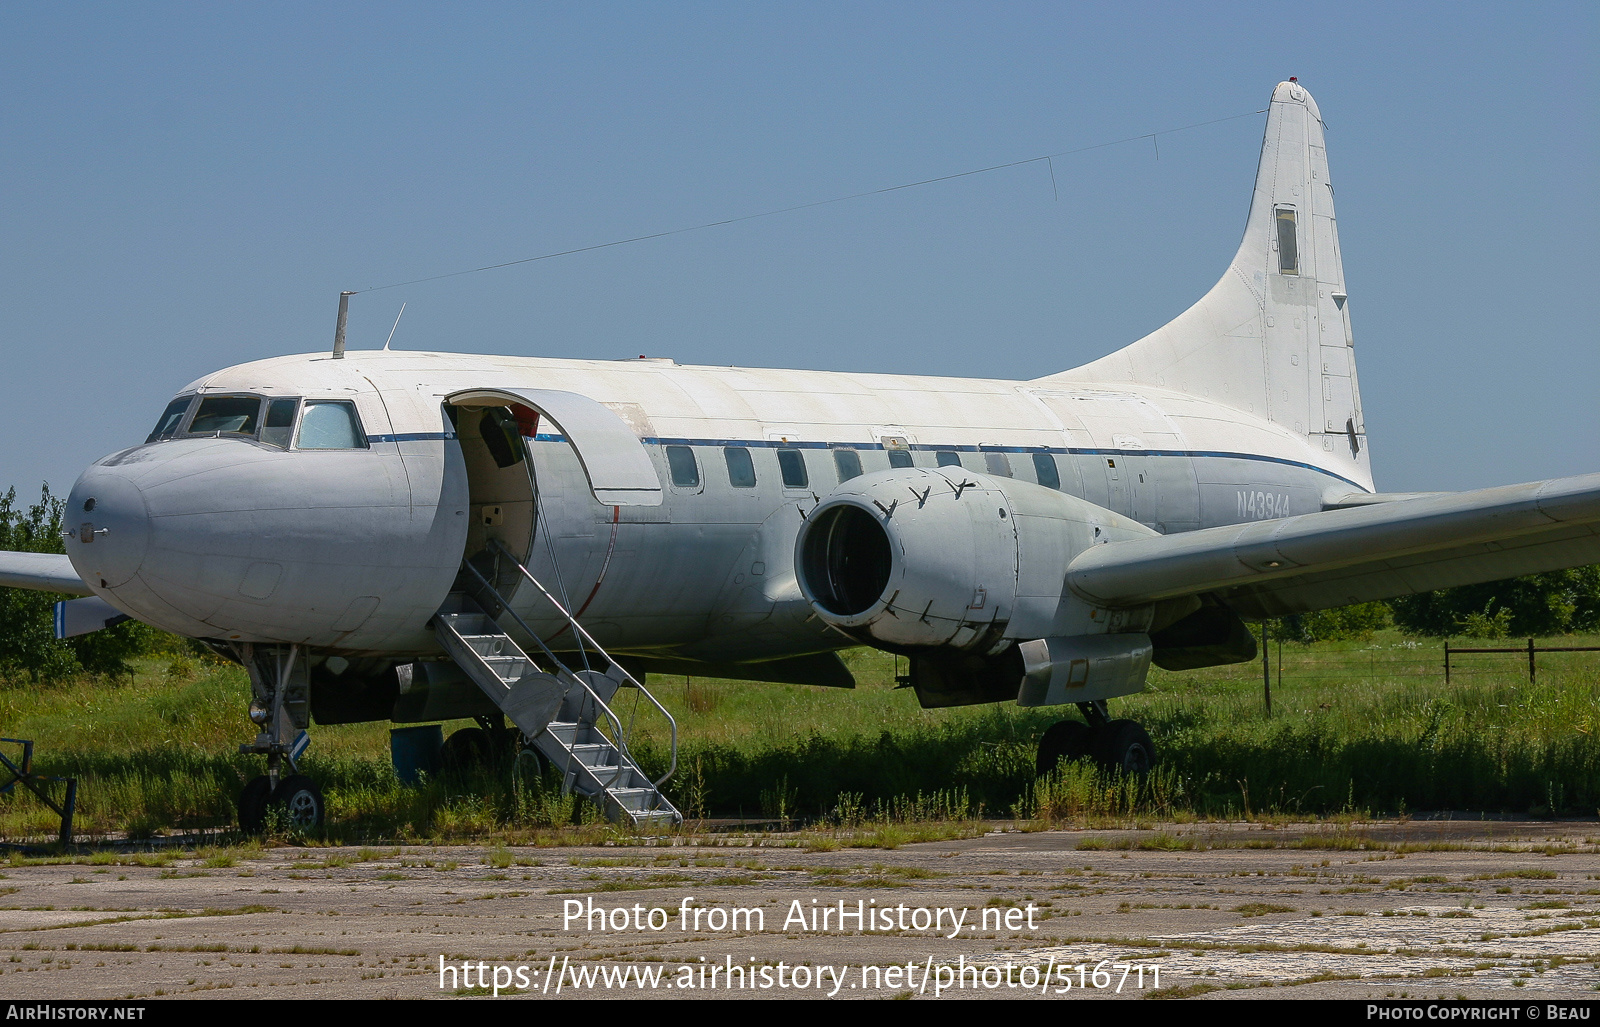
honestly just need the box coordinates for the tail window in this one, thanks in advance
[935,450,963,468]
[833,449,863,482]
[1276,207,1298,274]
[887,449,914,468]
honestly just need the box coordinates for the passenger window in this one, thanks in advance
[833,449,862,482]
[1276,207,1298,274]
[1032,452,1061,490]
[724,447,756,488]
[146,396,193,443]
[887,449,914,468]
[983,451,1012,477]
[777,449,808,488]
[297,400,368,450]
[189,395,262,436]
[666,445,700,487]
[935,450,963,468]
[260,399,298,448]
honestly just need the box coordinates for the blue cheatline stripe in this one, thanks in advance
[408,429,1365,493]
[367,432,455,443]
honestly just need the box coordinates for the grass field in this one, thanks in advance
[0,631,1595,844]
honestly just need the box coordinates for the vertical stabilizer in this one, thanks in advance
[1046,80,1371,489]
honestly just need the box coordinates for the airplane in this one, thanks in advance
[2,80,1597,830]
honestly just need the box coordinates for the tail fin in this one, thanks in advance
[1045,80,1371,488]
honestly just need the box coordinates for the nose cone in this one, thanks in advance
[65,466,149,588]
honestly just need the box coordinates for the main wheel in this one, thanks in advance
[1094,720,1156,776]
[1035,720,1093,776]
[441,727,494,772]
[237,775,273,833]
[514,741,552,782]
[271,775,326,829]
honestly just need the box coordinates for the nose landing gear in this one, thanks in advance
[235,643,324,832]
[1035,701,1156,777]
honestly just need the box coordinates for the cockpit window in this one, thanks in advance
[296,400,368,450]
[146,396,193,443]
[260,398,299,448]
[189,395,262,436]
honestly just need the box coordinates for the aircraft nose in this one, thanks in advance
[64,466,150,589]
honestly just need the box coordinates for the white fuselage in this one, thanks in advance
[65,348,1369,663]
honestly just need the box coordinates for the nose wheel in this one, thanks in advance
[234,642,323,832]
[1035,702,1157,777]
[238,774,326,833]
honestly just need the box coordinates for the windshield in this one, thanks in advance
[189,395,263,436]
[146,396,193,443]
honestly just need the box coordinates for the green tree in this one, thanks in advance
[1389,566,1600,638]
[1277,600,1392,644]
[0,484,157,682]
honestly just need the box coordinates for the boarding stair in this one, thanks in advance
[431,540,680,828]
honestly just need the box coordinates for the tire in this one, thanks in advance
[237,776,273,834]
[441,727,495,772]
[270,775,326,829]
[514,742,551,782]
[1095,720,1156,776]
[1035,720,1093,777]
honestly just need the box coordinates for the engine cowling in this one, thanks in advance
[795,466,1263,705]
[797,467,1158,647]
[795,467,1169,706]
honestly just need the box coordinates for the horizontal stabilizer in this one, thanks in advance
[54,596,133,638]
[1068,472,1600,619]
[0,551,92,595]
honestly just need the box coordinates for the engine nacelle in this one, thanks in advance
[796,467,1173,707]
[796,465,1160,648]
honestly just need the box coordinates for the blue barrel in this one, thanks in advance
[389,725,443,785]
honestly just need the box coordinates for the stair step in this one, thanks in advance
[568,743,618,768]
[608,787,661,811]
[434,588,681,827]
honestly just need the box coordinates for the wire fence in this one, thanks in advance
[1156,632,1600,696]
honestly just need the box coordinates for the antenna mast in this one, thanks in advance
[331,291,355,359]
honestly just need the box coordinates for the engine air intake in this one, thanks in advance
[799,504,892,617]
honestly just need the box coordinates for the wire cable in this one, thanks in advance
[356,109,1265,294]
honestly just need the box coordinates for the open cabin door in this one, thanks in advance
[445,388,664,588]
[446,388,664,505]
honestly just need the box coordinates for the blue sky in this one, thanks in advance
[2,2,1595,499]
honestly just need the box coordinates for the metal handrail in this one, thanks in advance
[485,538,679,788]
[458,562,633,792]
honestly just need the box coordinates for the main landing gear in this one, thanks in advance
[1035,701,1155,777]
[234,643,325,833]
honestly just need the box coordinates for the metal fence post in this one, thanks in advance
[1261,620,1272,715]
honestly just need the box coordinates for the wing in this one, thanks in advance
[1069,472,1600,619]
[0,551,92,595]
